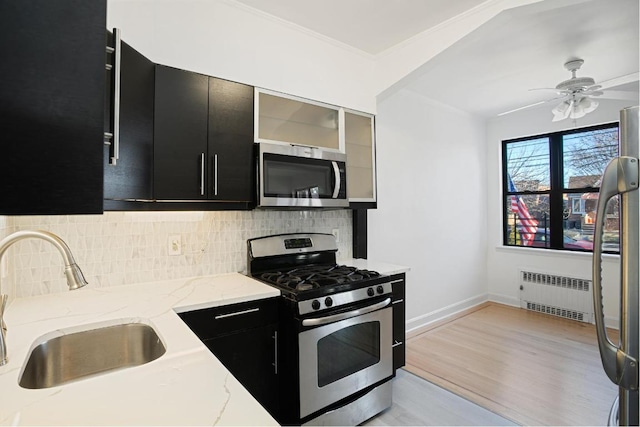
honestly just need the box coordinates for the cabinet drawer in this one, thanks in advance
[390,274,405,302]
[178,297,278,340]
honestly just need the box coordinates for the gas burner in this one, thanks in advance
[295,282,317,291]
[257,264,381,294]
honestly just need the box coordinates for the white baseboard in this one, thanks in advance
[406,293,488,335]
[488,293,520,308]
[405,292,620,335]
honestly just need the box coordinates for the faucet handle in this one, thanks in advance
[0,294,6,332]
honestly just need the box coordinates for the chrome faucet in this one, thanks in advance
[0,230,88,366]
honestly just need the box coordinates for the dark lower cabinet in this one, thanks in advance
[154,65,255,207]
[177,298,279,419]
[391,273,406,371]
[0,0,107,215]
[104,34,154,204]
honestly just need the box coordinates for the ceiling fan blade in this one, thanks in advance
[498,95,567,117]
[597,90,639,101]
[585,85,602,92]
[583,90,604,97]
[597,72,640,90]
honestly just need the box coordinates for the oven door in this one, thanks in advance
[258,143,348,208]
[298,298,393,418]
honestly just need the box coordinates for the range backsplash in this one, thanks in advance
[0,210,352,300]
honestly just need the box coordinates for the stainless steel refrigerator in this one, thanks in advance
[593,105,639,426]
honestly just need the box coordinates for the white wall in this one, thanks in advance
[369,89,488,332]
[107,0,376,113]
[486,99,637,327]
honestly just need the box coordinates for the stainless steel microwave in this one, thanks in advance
[257,143,348,208]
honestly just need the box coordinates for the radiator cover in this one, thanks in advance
[519,270,593,323]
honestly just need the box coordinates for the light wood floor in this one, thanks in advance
[404,303,618,426]
[364,369,515,426]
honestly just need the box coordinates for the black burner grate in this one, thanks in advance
[259,264,380,292]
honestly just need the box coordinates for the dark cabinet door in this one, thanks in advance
[208,78,254,202]
[391,274,406,370]
[0,0,106,214]
[203,324,279,418]
[154,65,209,200]
[104,36,154,202]
[177,297,280,419]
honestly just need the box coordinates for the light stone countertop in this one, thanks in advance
[0,273,280,426]
[339,258,410,276]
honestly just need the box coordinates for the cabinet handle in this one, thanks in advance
[105,46,114,70]
[273,330,278,375]
[105,28,121,165]
[214,154,219,196]
[392,299,404,305]
[392,341,404,348]
[199,153,206,196]
[213,307,259,320]
[390,279,404,285]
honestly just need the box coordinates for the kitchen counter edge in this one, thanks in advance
[0,273,280,426]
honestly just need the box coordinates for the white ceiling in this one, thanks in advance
[234,0,488,54]
[235,0,639,118]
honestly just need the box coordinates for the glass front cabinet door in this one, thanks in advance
[345,110,376,203]
[255,89,343,152]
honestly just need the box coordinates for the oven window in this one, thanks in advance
[317,321,380,387]
[263,154,335,198]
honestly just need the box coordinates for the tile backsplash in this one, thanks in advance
[1,210,352,300]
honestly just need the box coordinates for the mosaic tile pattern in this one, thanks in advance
[3,210,352,299]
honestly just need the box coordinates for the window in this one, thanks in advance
[503,123,619,252]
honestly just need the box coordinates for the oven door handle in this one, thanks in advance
[302,298,391,327]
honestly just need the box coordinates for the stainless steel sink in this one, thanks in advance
[19,322,166,389]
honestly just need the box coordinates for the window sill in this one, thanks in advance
[495,245,620,262]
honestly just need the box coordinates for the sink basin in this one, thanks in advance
[19,322,166,389]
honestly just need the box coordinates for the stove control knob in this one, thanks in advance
[376,285,384,294]
[324,297,333,307]
[367,288,375,297]
[311,300,321,310]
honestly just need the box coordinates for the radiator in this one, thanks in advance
[519,270,593,323]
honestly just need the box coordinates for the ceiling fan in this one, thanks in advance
[498,59,638,121]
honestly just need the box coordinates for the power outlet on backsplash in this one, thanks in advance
[168,234,182,256]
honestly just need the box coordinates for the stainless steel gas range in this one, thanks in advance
[248,233,394,426]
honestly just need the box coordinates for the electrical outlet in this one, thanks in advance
[168,234,182,256]
[331,228,340,243]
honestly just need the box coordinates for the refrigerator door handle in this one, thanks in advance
[592,155,639,390]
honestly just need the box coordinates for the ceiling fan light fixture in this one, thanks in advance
[552,100,571,122]
[551,96,599,122]
[579,97,598,114]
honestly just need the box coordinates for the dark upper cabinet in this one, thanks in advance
[208,78,254,202]
[154,65,255,205]
[104,34,155,203]
[0,0,107,215]
[154,66,209,200]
